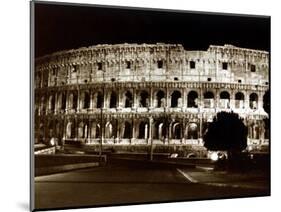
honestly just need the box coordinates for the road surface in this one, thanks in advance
[35,159,269,210]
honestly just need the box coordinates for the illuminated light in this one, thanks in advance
[50,138,55,146]
[170,153,178,158]
[210,152,219,161]
[248,146,253,151]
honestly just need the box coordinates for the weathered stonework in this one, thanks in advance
[34,43,269,152]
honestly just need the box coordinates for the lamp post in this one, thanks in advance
[99,69,105,157]
[149,116,153,161]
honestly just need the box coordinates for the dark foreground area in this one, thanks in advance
[34,157,270,210]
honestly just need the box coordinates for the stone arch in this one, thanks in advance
[78,122,84,138]
[219,91,230,108]
[220,91,230,99]
[90,122,100,139]
[55,120,61,139]
[249,123,260,139]
[250,93,258,109]
[66,121,75,139]
[172,122,182,139]
[39,122,44,142]
[48,120,54,138]
[155,90,165,107]
[57,92,66,111]
[82,91,90,109]
[96,91,103,108]
[40,96,45,113]
[48,94,55,111]
[139,90,149,107]
[105,120,117,139]
[153,119,167,140]
[105,122,113,138]
[123,121,132,139]
[78,121,88,139]
[68,91,78,110]
[57,93,62,110]
[61,92,66,110]
[109,91,117,108]
[124,91,133,108]
[203,91,215,108]
[187,122,198,139]
[187,90,198,108]
[171,90,182,108]
[138,121,149,139]
[235,92,245,109]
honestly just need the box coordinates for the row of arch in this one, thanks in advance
[38,118,267,143]
[64,120,199,140]
[42,89,261,113]
[41,119,201,141]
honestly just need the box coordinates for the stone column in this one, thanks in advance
[54,92,58,114]
[75,118,79,141]
[260,121,265,144]
[182,118,186,144]
[245,92,250,110]
[89,91,93,110]
[62,118,66,147]
[258,92,263,110]
[65,90,69,113]
[131,118,136,144]
[199,116,203,139]
[230,91,235,109]
[199,88,203,109]
[116,119,120,143]
[88,119,91,144]
[77,89,80,113]
[148,116,153,144]
[149,87,153,109]
[133,88,137,110]
[215,89,220,109]
[145,123,148,140]
[117,89,122,111]
[169,122,173,140]
[166,87,170,108]
[182,88,187,112]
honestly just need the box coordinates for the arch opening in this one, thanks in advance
[203,91,214,108]
[156,90,165,107]
[250,93,258,109]
[188,91,198,108]
[171,90,182,108]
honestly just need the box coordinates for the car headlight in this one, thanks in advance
[210,152,219,161]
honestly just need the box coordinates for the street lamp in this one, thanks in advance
[99,69,105,157]
[149,116,153,161]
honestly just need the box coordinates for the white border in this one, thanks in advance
[1,0,280,211]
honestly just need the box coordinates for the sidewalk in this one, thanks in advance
[35,162,99,176]
[34,154,106,176]
[178,168,270,190]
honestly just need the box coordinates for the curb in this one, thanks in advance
[110,157,196,168]
[35,162,99,176]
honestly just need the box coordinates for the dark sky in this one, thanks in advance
[34,2,270,58]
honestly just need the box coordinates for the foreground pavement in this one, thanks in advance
[35,159,269,210]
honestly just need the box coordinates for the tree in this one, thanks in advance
[263,89,270,115]
[204,112,248,159]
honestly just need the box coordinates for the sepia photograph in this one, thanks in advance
[31,1,270,211]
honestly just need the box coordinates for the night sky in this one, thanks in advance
[34,2,270,58]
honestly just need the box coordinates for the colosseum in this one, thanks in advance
[34,43,269,155]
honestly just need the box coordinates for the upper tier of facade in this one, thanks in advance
[35,43,269,89]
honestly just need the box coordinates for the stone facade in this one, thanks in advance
[34,43,269,151]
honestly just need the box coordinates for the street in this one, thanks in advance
[35,159,269,210]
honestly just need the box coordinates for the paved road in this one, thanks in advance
[35,159,269,210]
